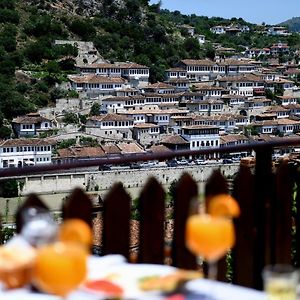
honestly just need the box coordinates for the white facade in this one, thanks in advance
[181,126,220,151]
[0,140,53,168]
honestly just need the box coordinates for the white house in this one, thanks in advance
[68,74,126,96]
[197,35,206,45]
[217,74,265,96]
[165,68,187,80]
[132,123,160,146]
[85,113,134,140]
[0,138,55,168]
[12,113,54,138]
[210,26,226,35]
[181,125,220,157]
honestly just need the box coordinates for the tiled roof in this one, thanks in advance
[180,59,215,66]
[144,82,175,89]
[192,83,224,90]
[277,119,300,125]
[57,146,105,158]
[0,138,56,147]
[218,59,256,66]
[182,125,219,130]
[143,92,183,98]
[77,62,149,69]
[245,97,271,103]
[161,134,189,145]
[68,74,126,84]
[117,142,144,153]
[265,106,290,113]
[218,74,263,82]
[165,67,186,72]
[278,96,298,99]
[133,123,159,129]
[220,134,249,143]
[88,113,133,122]
[148,144,172,153]
[12,114,51,124]
[102,144,122,154]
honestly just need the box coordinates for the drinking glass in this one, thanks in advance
[263,264,298,300]
[33,241,88,298]
[20,207,58,247]
[186,213,235,280]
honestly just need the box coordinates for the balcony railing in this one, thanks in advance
[1,136,300,291]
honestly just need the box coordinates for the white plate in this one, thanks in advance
[81,263,177,299]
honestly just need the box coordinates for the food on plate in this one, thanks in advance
[139,269,202,293]
[207,194,240,218]
[58,218,93,250]
[84,279,124,297]
[0,245,36,289]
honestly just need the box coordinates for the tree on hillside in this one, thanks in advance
[90,103,101,116]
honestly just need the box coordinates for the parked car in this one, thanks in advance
[176,159,189,166]
[130,163,141,169]
[166,160,178,167]
[99,165,111,171]
[194,159,207,165]
[222,159,233,164]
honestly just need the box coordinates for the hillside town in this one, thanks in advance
[2,24,300,169]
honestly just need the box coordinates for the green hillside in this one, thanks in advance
[0,0,300,139]
[279,17,300,32]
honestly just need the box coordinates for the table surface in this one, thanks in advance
[0,255,266,300]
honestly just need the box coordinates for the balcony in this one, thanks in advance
[1,137,300,290]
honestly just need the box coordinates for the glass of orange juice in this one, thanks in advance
[33,241,87,298]
[186,213,235,280]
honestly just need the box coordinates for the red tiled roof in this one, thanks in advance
[57,146,105,158]
[68,74,126,84]
[0,138,56,147]
[161,134,189,145]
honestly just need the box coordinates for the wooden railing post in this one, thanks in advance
[274,161,294,265]
[253,146,273,290]
[172,173,198,269]
[62,187,93,228]
[138,177,165,264]
[232,165,255,288]
[102,183,131,260]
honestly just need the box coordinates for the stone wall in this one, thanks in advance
[21,164,239,197]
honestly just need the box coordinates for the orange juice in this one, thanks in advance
[33,242,87,297]
[186,214,235,262]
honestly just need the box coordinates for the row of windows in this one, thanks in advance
[102,121,133,127]
[195,120,235,126]
[192,140,219,147]
[124,99,144,105]
[76,83,122,89]
[184,129,219,135]
[21,124,34,129]
[134,116,145,121]
[2,146,51,153]
[187,66,225,72]
[168,72,186,77]
[207,91,221,95]
[145,98,178,103]
[36,157,50,162]
[139,128,159,134]
[128,69,149,75]
[155,116,168,121]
